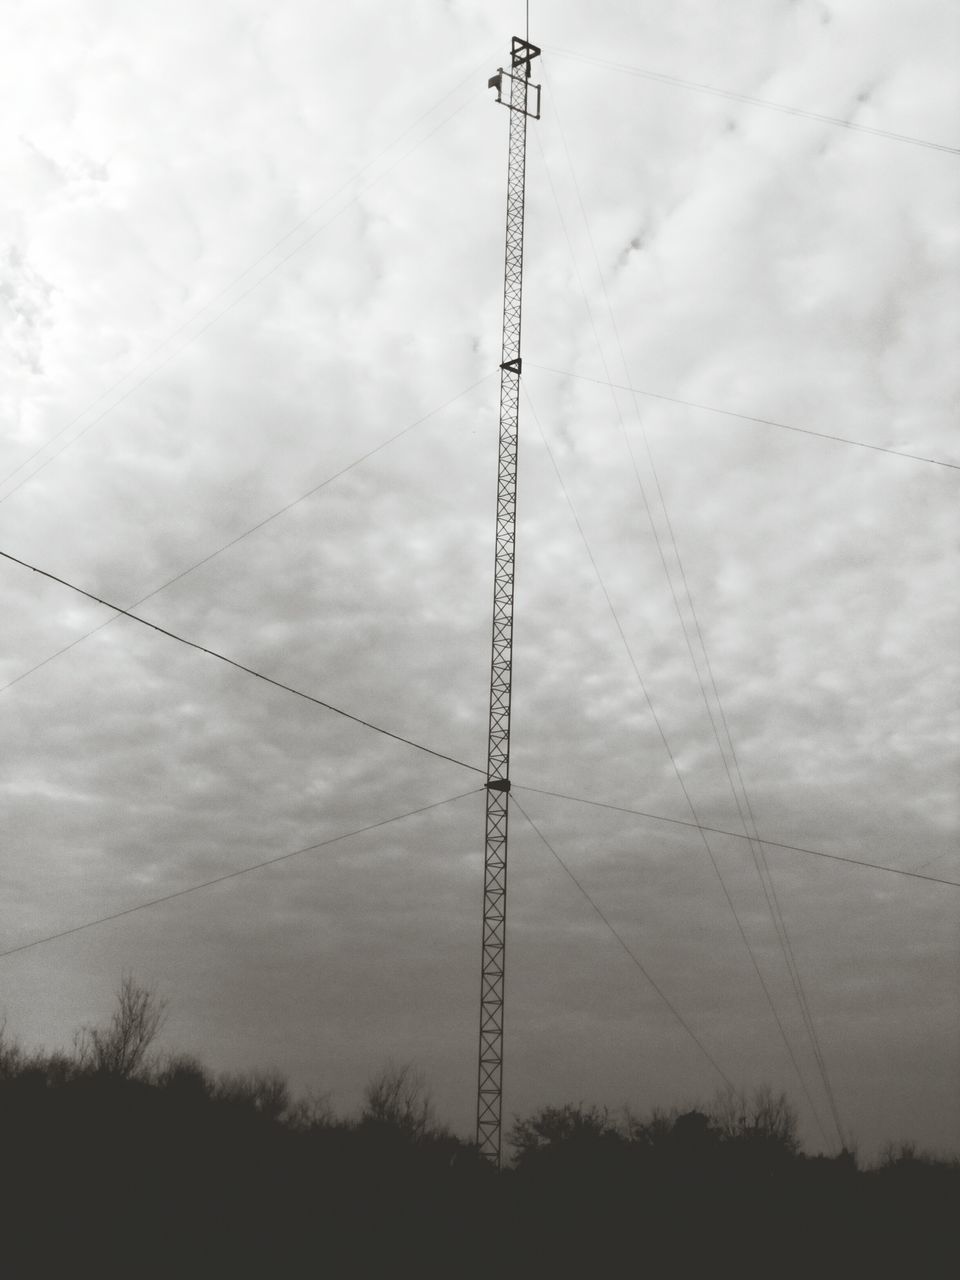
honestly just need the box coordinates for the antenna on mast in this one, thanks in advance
[476,32,541,1169]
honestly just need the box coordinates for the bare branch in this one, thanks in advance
[74,974,167,1079]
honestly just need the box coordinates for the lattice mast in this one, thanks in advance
[476,35,541,1168]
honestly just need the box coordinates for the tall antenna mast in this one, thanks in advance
[477,34,541,1168]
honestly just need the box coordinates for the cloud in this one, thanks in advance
[0,0,956,1160]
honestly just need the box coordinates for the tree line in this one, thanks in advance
[0,976,955,1278]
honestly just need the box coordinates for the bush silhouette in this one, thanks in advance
[0,980,957,1278]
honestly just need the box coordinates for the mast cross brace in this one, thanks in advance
[475,34,540,1170]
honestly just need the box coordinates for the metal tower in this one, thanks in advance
[476,35,541,1168]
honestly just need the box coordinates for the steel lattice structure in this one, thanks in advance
[476,35,541,1168]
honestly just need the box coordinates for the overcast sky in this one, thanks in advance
[2,0,958,1159]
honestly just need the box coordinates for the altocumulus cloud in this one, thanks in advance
[0,0,957,1158]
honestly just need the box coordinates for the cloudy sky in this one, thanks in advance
[2,0,957,1159]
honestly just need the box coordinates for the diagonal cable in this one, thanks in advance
[511,794,733,1089]
[538,78,844,1145]
[0,372,493,698]
[0,547,484,777]
[0,53,494,495]
[0,86,486,504]
[515,785,960,890]
[523,389,831,1147]
[528,115,836,1127]
[0,789,483,959]
[544,81,850,1143]
[547,47,960,155]
[528,365,960,472]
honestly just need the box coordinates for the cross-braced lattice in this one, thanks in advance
[477,35,541,1169]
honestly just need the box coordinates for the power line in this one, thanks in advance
[0,789,483,960]
[0,372,494,699]
[511,795,734,1089]
[529,364,960,472]
[0,84,487,504]
[0,548,484,777]
[547,47,960,156]
[515,785,960,890]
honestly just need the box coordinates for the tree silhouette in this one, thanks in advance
[707,1084,800,1154]
[361,1061,436,1141]
[1,978,957,1278]
[73,973,167,1078]
[508,1101,616,1166]
[214,1068,291,1121]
